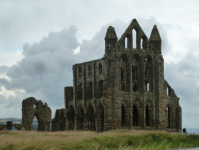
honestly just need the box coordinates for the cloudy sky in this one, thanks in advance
[0,0,198,128]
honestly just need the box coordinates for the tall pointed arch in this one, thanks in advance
[77,105,84,130]
[132,55,141,92]
[87,104,95,131]
[120,54,129,92]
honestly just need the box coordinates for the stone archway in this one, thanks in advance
[133,104,138,126]
[77,105,84,130]
[121,104,125,126]
[87,105,95,131]
[22,97,51,131]
[97,103,104,132]
[68,105,75,130]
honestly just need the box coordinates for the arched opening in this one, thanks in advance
[125,37,127,48]
[78,106,84,130]
[133,83,137,92]
[132,56,139,92]
[132,57,138,80]
[121,104,125,126]
[133,104,138,126]
[87,105,95,131]
[167,87,169,96]
[132,29,136,49]
[77,83,82,100]
[32,115,38,131]
[68,106,75,130]
[60,111,65,131]
[146,104,149,126]
[88,65,92,76]
[120,54,129,92]
[166,106,170,128]
[79,66,82,78]
[141,38,143,49]
[87,82,92,100]
[98,80,103,98]
[147,83,149,92]
[99,63,102,74]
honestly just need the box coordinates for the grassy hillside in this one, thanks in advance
[0,130,199,150]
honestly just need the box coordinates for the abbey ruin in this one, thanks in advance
[0,19,182,132]
[51,19,182,132]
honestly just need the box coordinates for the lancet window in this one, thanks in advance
[132,57,138,92]
[79,66,82,78]
[77,83,82,100]
[88,65,92,76]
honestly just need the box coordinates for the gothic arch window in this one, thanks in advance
[87,82,92,100]
[99,63,102,74]
[78,105,84,130]
[132,29,137,49]
[77,83,82,100]
[167,86,171,96]
[120,55,129,92]
[147,82,149,92]
[121,104,125,126]
[125,37,127,48]
[88,65,92,76]
[79,66,82,78]
[146,104,149,126]
[132,57,138,92]
[87,105,95,131]
[133,83,137,92]
[98,80,103,98]
[144,80,149,92]
[133,104,138,126]
[97,103,104,132]
[68,106,75,130]
[141,38,143,49]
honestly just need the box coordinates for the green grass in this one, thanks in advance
[0,130,198,150]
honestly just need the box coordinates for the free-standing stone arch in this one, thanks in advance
[22,97,51,131]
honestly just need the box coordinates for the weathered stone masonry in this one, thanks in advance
[52,19,182,132]
[22,97,51,131]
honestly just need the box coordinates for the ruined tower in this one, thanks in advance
[52,19,182,132]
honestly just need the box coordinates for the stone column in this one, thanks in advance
[6,121,13,130]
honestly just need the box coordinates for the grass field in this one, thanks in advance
[0,129,198,150]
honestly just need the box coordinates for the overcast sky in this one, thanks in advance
[0,0,199,128]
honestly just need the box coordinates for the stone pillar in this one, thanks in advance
[6,121,13,130]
